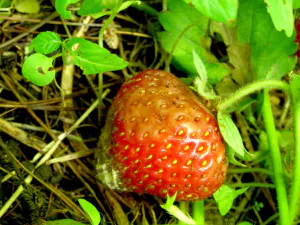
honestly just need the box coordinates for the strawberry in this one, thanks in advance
[96,69,227,201]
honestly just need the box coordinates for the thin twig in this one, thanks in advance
[0,12,58,49]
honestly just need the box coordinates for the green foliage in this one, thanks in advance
[77,0,140,18]
[64,38,128,75]
[192,50,217,99]
[237,222,253,225]
[55,0,80,19]
[183,0,238,25]
[265,0,294,37]
[226,145,246,167]
[102,0,122,10]
[213,185,248,216]
[290,73,300,103]
[217,111,246,158]
[78,199,101,225]
[29,31,62,54]
[211,0,296,96]
[0,0,12,8]
[22,53,55,86]
[22,32,128,86]
[46,199,101,225]
[46,219,85,225]
[15,0,40,13]
[294,0,300,8]
[157,0,230,85]
[77,0,106,16]
[237,0,296,81]
[254,201,264,211]
[192,49,208,82]
[160,194,197,224]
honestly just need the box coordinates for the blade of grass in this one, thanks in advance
[261,89,290,225]
[178,202,189,225]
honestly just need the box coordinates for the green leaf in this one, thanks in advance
[29,31,62,54]
[290,73,300,104]
[215,76,241,97]
[157,0,230,85]
[22,53,55,86]
[78,0,106,16]
[102,0,122,9]
[0,0,12,8]
[46,219,85,225]
[217,111,245,158]
[237,222,253,225]
[183,0,238,25]
[211,0,297,85]
[78,199,101,225]
[192,49,207,82]
[192,49,217,99]
[265,0,294,37]
[237,0,297,81]
[64,38,128,74]
[119,1,141,12]
[226,145,246,167]
[15,0,40,13]
[160,194,197,225]
[213,185,248,216]
[294,0,300,8]
[193,77,217,100]
[160,192,177,210]
[55,0,80,19]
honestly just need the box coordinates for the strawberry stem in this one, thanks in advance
[262,89,290,225]
[289,97,300,223]
[192,200,205,225]
[217,80,291,112]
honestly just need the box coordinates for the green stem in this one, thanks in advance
[218,80,291,112]
[289,100,300,223]
[262,89,290,225]
[261,213,279,225]
[51,53,62,61]
[97,1,122,125]
[162,0,168,11]
[228,182,275,189]
[165,23,197,72]
[227,168,271,175]
[131,1,158,17]
[98,1,122,47]
[192,200,205,225]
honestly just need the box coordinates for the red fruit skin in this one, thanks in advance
[96,69,227,201]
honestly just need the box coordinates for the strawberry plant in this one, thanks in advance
[0,0,300,225]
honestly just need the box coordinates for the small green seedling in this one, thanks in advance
[46,199,101,225]
[160,193,197,224]
[161,186,249,224]
[213,185,249,216]
[22,31,128,86]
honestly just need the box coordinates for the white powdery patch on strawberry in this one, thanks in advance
[95,161,127,191]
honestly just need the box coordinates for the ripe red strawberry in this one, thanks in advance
[96,69,227,201]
